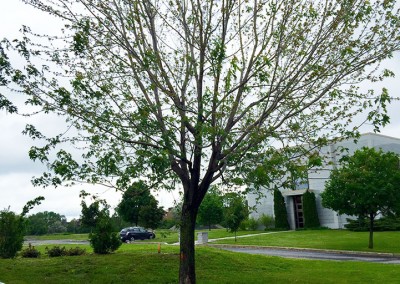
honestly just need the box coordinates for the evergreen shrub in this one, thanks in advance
[274,190,289,229]
[303,190,320,228]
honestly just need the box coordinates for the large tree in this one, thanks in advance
[26,211,67,235]
[197,187,224,230]
[1,0,400,282]
[116,181,164,229]
[322,147,400,249]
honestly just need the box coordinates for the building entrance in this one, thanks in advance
[293,195,304,229]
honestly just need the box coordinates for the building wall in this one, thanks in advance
[247,133,400,229]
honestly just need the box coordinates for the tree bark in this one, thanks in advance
[368,213,374,249]
[179,203,198,284]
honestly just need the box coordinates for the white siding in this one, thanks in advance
[247,133,400,229]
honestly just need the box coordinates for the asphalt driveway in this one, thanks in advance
[215,246,400,264]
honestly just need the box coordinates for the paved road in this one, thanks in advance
[218,246,400,264]
[25,239,89,246]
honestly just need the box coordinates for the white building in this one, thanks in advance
[247,133,400,230]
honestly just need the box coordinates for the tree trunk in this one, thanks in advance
[179,204,198,284]
[368,213,374,249]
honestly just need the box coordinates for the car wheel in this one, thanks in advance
[150,234,155,239]
[129,236,135,242]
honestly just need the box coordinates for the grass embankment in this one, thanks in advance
[1,244,400,283]
[213,230,400,254]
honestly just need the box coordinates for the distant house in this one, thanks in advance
[247,133,400,230]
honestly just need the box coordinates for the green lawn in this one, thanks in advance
[1,244,399,283]
[25,229,262,244]
[213,230,400,254]
[25,233,90,241]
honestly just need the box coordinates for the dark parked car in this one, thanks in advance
[120,227,156,242]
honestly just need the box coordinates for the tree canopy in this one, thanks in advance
[197,187,224,230]
[26,211,67,235]
[116,181,164,229]
[223,193,249,241]
[322,147,400,248]
[1,0,400,282]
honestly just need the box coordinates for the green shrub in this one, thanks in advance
[259,214,275,230]
[65,247,86,256]
[21,243,41,258]
[45,246,86,257]
[46,246,67,257]
[274,190,289,229]
[345,216,400,231]
[246,217,259,231]
[89,216,121,254]
[0,210,25,259]
[303,190,320,228]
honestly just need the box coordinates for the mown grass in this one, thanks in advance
[25,229,263,244]
[1,244,400,283]
[213,230,400,254]
[25,233,89,241]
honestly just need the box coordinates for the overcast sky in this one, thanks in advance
[1,1,399,220]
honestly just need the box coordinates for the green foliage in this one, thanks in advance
[197,188,224,230]
[26,211,67,235]
[0,197,43,258]
[322,147,400,217]
[89,215,121,254]
[81,197,121,254]
[80,197,103,230]
[242,217,259,231]
[116,182,164,229]
[322,147,400,248]
[65,246,86,256]
[345,216,400,232]
[259,214,275,230]
[273,190,289,229]
[302,190,320,228]
[46,246,66,257]
[0,210,24,258]
[3,0,400,282]
[45,245,87,257]
[21,244,41,258]
[223,193,249,239]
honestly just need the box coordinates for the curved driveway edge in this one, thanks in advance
[208,244,400,264]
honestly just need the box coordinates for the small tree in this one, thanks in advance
[224,193,249,241]
[81,198,102,232]
[197,188,224,230]
[81,195,121,254]
[303,190,320,229]
[0,197,44,258]
[322,147,400,249]
[89,214,121,254]
[274,190,289,229]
